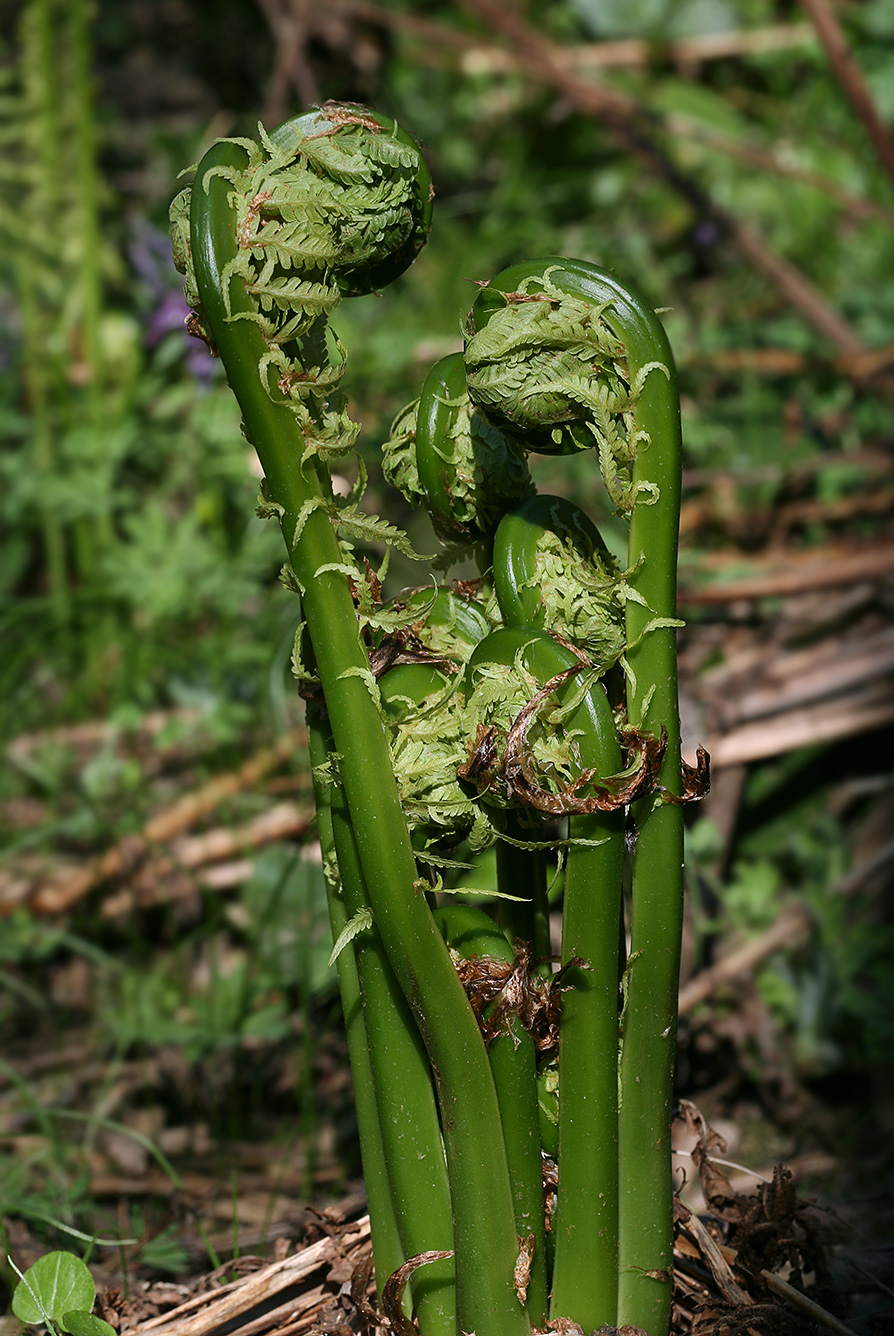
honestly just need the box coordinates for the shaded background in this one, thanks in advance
[1,0,892,1326]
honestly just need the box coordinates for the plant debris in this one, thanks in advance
[452,938,580,1056]
[457,665,672,815]
[101,1127,846,1336]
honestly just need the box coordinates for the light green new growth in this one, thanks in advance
[464,269,666,512]
[171,103,430,487]
[463,653,602,806]
[382,397,429,510]
[384,386,535,540]
[172,111,426,342]
[385,675,486,853]
[523,528,625,672]
[180,107,532,1336]
[464,282,624,434]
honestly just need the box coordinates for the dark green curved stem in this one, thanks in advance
[306,706,406,1302]
[189,139,529,1336]
[433,904,548,1329]
[495,820,550,967]
[309,708,456,1333]
[551,747,624,1330]
[551,261,683,1336]
[470,261,684,1336]
[492,494,616,635]
[468,625,627,1331]
[416,353,471,542]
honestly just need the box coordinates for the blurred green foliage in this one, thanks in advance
[3,0,894,726]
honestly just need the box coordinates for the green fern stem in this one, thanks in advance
[305,705,406,1302]
[466,624,626,1331]
[308,706,456,1334]
[551,741,625,1331]
[563,264,684,1336]
[546,262,684,1336]
[433,902,548,1329]
[468,260,684,1336]
[187,131,529,1336]
[494,818,550,972]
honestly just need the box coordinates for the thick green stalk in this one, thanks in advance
[434,904,548,1329]
[550,764,625,1329]
[469,626,626,1331]
[305,706,406,1304]
[555,264,683,1336]
[189,138,529,1336]
[309,711,455,1333]
[495,818,550,966]
[468,260,683,1336]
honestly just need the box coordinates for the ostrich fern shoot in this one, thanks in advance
[172,101,706,1336]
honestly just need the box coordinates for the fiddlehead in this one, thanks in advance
[492,494,626,675]
[465,266,658,512]
[381,664,492,858]
[171,102,432,318]
[384,252,691,1336]
[171,102,432,469]
[456,627,627,1331]
[449,257,686,1336]
[384,351,534,546]
[176,92,694,1336]
[466,258,685,1336]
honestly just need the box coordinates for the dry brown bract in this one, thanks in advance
[452,938,580,1056]
[665,745,712,805]
[458,664,671,814]
[349,1249,454,1336]
[307,100,384,137]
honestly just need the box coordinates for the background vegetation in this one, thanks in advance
[1,0,892,1324]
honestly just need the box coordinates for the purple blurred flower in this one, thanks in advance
[129,218,216,382]
[692,219,722,250]
[129,219,174,299]
[146,289,190,347]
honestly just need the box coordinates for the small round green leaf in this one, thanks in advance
[62,1310,117,1336]
[12,1252,95,1325]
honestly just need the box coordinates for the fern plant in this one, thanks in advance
[0,0,116,621]
[173,101,707,1336]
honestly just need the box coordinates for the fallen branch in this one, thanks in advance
[681,1212,751,1307]
[461,0,868,357]
[680,538,894,602]
[761,1267,859,1336]
[706,677,894,768]
[685,345,894,379]
[662,117,894,226]
[6,733,305,917]
[800,0,894,191]
[679,905,812,1014]
[118,1215,371,1336]
[729,629,894,724]
[100,801,315,917]
[682,446,893,489]
[6,708,204,768]
[681,481,894,542]
[333,1,817,71]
